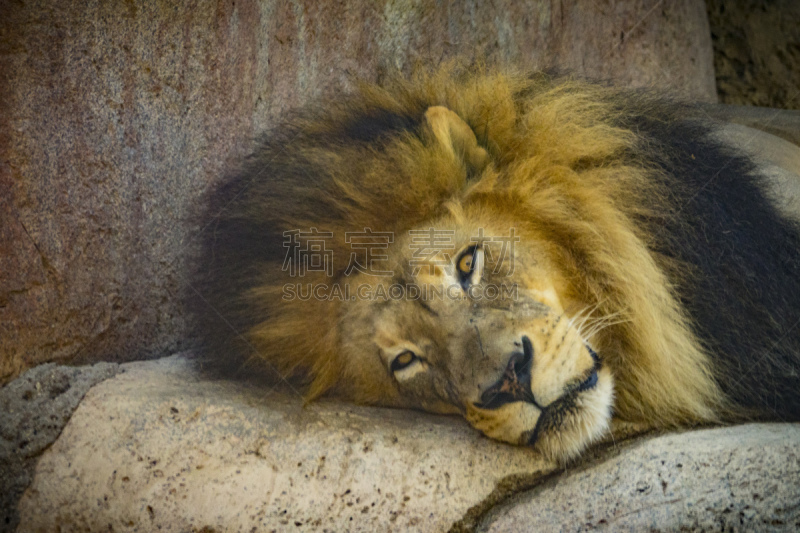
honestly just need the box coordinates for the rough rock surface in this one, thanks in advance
[12,355,800,532]
[0,362,119,532]
[0,0,716,384]
[479,424,800,532]
[706,0,800,110]
[702,104,800,148]
[15,355,556,532]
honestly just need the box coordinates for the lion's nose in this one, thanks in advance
[475,336,538,409]
[508,335,534,384]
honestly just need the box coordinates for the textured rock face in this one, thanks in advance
[480,424,800,532]
[15,355,556,532]
[0,0,717,383]
[702,104,800,148]
[706,0,800,110]
[0,362,119,531]
[13,355,800,532]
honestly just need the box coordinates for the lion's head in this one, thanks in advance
[327,107,613,460]
[197,68,725,462]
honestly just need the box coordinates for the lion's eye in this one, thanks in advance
[391,350,418,372]
[458,253,473,273]
[456,245,484,287]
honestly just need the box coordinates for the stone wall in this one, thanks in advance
[706,0,800,110]
[0,0,716,383]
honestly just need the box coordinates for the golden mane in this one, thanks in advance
[193,65,800,452]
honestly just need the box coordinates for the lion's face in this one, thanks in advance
[339,209,614,461]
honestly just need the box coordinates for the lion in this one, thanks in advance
[191,66,800,462]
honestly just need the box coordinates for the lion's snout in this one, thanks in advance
[474,332,601,412]
[465,333,612,460]
[475,335,537,409]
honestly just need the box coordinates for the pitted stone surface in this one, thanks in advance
[479,424,800,532]
[15,355,555,532]
[14,355,800,532]
[0,362,119,532]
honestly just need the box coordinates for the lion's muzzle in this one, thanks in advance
[474,336,600,411]
[464,329,612,460]
[475,336,538,409]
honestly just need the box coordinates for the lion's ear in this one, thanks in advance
[424,106,489,174]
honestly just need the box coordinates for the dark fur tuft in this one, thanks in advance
[619,101,800,419]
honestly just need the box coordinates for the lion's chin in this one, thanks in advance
[466,368,615,463]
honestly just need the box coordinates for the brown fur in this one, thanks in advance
[194,64,800,460]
